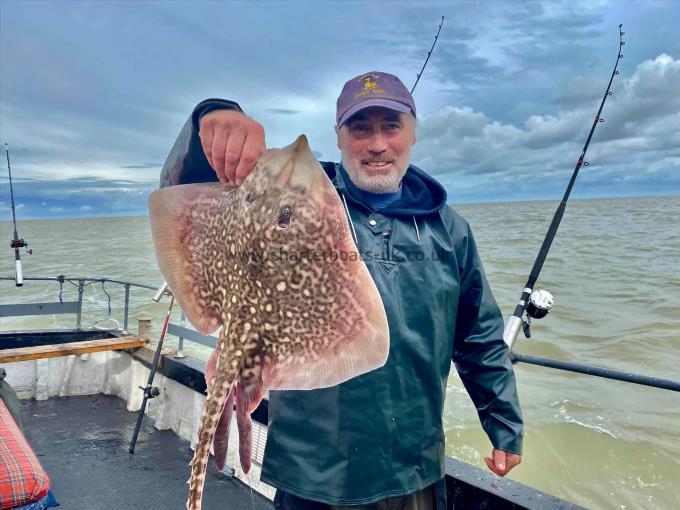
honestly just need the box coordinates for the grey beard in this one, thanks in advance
[341,156,408,193]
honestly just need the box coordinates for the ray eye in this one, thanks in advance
[278,205,292,228]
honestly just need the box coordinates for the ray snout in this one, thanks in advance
[271,135,327,202]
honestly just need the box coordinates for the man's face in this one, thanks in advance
[335,106,416,193]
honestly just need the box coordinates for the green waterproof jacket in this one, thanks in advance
[160,99,524,505]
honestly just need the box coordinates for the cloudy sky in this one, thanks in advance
[1,0,679,219]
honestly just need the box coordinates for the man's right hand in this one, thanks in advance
[199,110,266,185]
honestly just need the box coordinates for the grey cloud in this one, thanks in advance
[265,108,302,115]
[1,1,678,211]
[0,176,157,219]
[553,75,608,108]
[122,163,162,169]
[597,54,680,140]
[413,53,680,199]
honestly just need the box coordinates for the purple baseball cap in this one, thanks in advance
[336,71,416,127]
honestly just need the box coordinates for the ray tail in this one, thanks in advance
[186,335,240,510]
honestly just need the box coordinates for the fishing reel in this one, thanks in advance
[139,385,161,399]
[11,237,32,286]
[522,289,554,338]
[527,289,554,319]
[10,238,32,254]
[503,288,555,350]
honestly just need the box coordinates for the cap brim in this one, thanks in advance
[337,99,412,126]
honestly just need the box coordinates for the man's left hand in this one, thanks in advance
[484,449,522,477]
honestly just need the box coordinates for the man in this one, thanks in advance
[160,71,523,509]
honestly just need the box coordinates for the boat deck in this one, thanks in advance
[21,394,274,510]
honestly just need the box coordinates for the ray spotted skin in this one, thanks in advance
[148,136,389,510]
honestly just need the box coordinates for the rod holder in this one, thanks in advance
[152,281,168,302]
[503,315,523,352]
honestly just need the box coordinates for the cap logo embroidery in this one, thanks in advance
[354,74,384,99]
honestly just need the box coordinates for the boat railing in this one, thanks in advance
[0,275,157,332]
[2,274,679,395]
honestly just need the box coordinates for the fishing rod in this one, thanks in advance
[503,25,626,352]
[4,143,32,287]
[411,16,444,94]
[129,291,175,454]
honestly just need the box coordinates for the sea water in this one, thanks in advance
[1,195,679,509]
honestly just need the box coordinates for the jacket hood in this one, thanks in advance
[325,163,447,218]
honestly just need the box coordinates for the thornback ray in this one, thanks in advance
[148,135,390,510]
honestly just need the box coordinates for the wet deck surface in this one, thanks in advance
[21,394,274,510]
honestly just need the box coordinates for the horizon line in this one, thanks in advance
[1,193,678,222]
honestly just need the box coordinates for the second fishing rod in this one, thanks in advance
[503,25,626,352]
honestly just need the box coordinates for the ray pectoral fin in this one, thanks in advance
[262,323,388,390]
[148,183,236,335]
[262,259,390,390]
[261,183,390,390]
